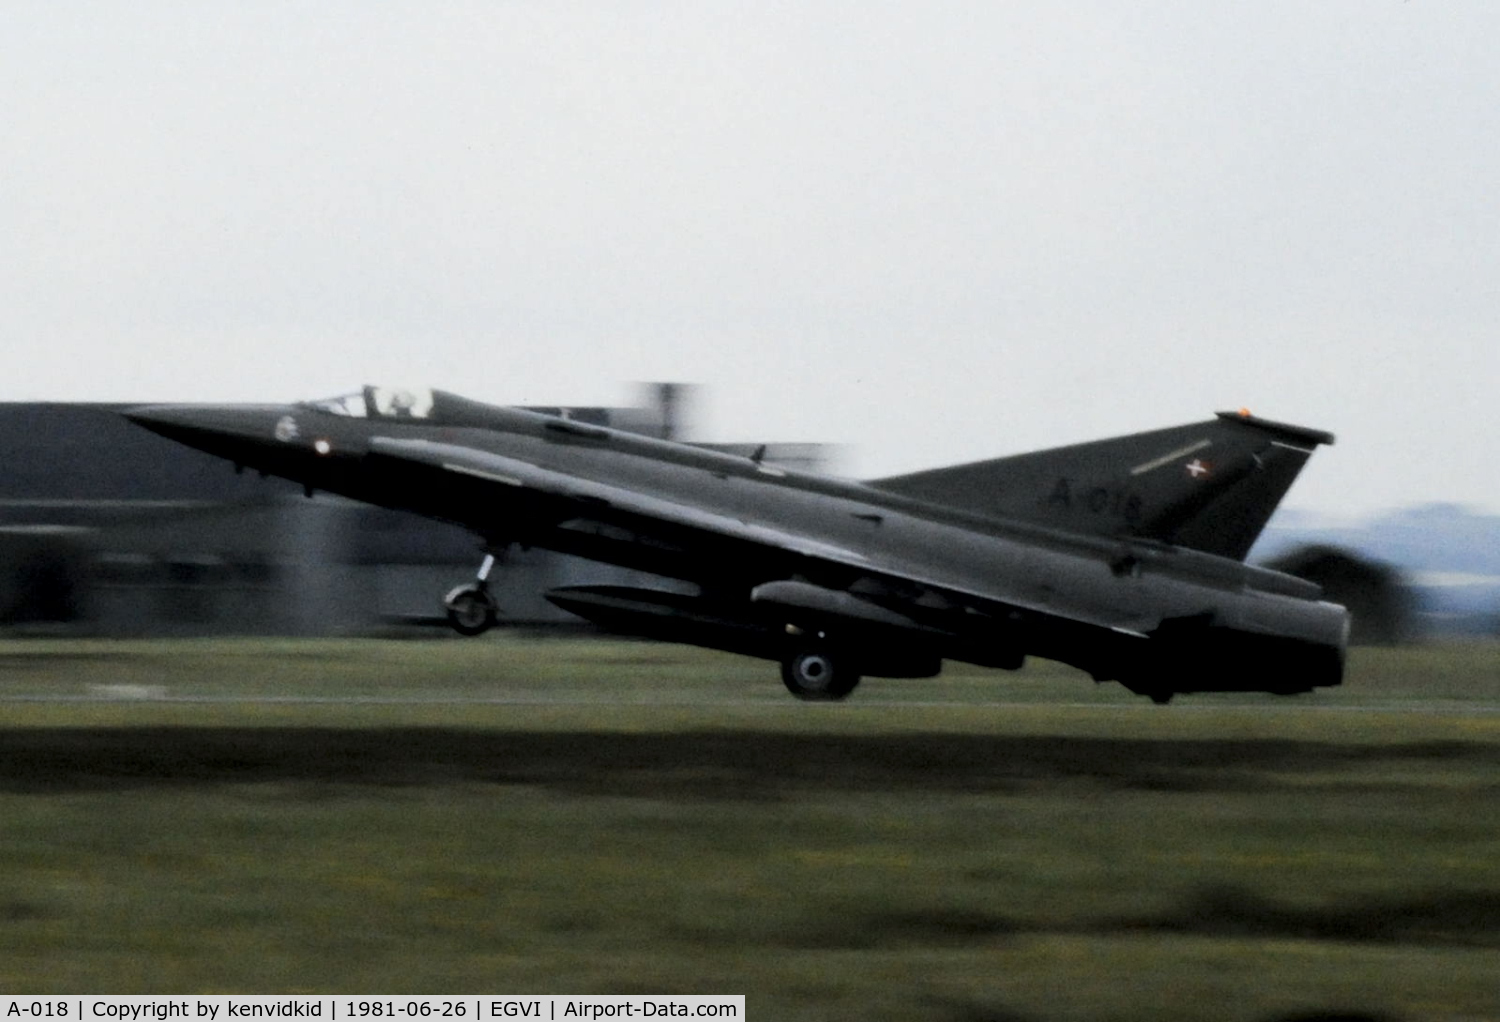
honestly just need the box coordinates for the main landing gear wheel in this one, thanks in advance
[445,583,498,636]
[781,649,861,701]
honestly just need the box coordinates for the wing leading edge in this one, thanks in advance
[366,436,1149,639]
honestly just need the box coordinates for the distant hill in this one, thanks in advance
[1253,504,1500,636]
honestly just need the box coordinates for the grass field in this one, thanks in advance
[1,636,1498,1021]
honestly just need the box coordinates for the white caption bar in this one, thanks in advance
[0,998,744,1022]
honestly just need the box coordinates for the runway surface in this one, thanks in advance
[4,689,1500,713]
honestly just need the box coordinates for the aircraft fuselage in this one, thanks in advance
[125,389,1348,702]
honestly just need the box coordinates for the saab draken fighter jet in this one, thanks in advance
[125,387,1347,704]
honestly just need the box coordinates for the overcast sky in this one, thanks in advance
[4,2,1498,516]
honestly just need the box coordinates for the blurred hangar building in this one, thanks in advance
[0,385,830,636]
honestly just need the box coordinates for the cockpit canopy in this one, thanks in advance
[308,386,436,420]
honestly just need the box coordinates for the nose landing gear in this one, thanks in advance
[445,552,501,636]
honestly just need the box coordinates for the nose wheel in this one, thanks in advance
[444,552,501,636]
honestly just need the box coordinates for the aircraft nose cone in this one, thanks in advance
[121,403,303,461]
[124,403,287,433]
[124,404,252,444]
[122,404,205,436]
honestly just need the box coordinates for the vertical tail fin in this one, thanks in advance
[868,412,1334,560]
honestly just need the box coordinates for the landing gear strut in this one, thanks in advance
[781,648,861,701]
[445,552,500,636]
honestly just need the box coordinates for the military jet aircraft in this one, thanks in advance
[124,387,1347,704]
